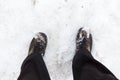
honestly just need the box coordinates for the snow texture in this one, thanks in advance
[0,0,120,80]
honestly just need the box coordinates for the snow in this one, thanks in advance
[0,0,120,80]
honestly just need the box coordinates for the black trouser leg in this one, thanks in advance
[72,48,118,80]
[18,53,51,80]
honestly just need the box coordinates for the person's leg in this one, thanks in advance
[18,32,51,80]
[73,48,117,80]
[72,28,118,80]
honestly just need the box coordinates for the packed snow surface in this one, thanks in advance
[0,0,120,80]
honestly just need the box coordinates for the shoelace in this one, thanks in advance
[34,41,46,56]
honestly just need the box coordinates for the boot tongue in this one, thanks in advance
[34,42,45,55]
[34,42,40,53]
